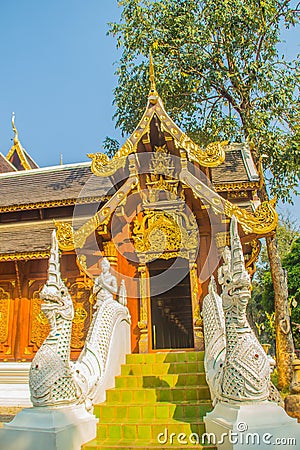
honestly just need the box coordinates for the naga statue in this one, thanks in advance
[203,216,282,405]
[29,230,131,409]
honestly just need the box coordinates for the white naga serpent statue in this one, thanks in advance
[202,216,282,405]
[29,230,130,410]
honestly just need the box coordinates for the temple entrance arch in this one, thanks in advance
[148,257,194,350]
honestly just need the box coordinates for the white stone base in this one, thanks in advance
[0,405,97,450]
[204,401,300,450]
[0,362,31,407]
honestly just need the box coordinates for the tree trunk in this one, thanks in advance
[252,147,296,391]
[266,233,295,390]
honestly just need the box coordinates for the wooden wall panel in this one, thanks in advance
[116,243,139,353]
[0,283,16,361]
[0,255,93,362]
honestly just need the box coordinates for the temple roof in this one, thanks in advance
[0,153,16,173]
[211,143,259,187]
[6,114,39,171]
[0,220,55,258]
[0,215,94,259]
[0,162,114,212]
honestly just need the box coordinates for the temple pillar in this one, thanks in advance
[137,264,149,353]
[189,260,203,351]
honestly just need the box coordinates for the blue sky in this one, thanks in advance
[0,0,122,166]
[0,0,299,220]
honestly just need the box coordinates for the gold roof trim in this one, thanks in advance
[88,153,127,177]
[179,156,278,235]
[0,251,50,262]
[0,195,110,213]
[88,57,226,177]
[56,174,138,250]
[88,97,226,176]
[214,181,260,192]
[223,197,278,235]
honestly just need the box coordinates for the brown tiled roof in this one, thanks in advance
[211,143,259,185]
[0,220,55,255]
[0,217,91,256]
[0,162,114,209]
[0,153,16,174]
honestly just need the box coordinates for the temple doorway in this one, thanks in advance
[148,258,194,350]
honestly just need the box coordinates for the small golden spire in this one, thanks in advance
[12,112,19,145]
[149,49,158,101]
[149,49,156,92]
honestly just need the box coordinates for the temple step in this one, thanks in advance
[82,351,216,450]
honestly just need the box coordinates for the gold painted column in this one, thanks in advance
[102,241,118,268]
[189,261,204,351]
[138,264,149,353]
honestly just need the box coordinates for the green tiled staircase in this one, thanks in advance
[83,351,216,449]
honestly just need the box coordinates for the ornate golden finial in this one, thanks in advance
[149,49,158,101]
[149,49,156,92]
[12,112,19,145]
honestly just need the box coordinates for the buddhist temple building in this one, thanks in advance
[0,63,278,382]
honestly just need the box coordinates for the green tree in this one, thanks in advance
[256,234,300,351]
[109,0,299,197]
[250,215,300,352]
[109,0,300,388]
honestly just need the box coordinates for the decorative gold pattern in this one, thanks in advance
[70,282,91,349]
[75,255,94,284]
[36,310,48,326]
[214,181,260,192]
[0,287,10,343]
[190,263,199,312]
[180,166,278,235]
[215,232,231,249]
[31,287,50,348]
[138,265,148,330]
[179,137,227,168]
[228,191,249,199]
[132,209,198,263]
[31,282,91,350]
[0,251,50,262]
[73,304,88,324]
[223,198,278,235]
[245,239,261,269]
[56,176,138,250]
[55,222,75,251]
[88,153,127,177]
[103,241,118,266]
[144,145,181,203]
[0,195,110,214]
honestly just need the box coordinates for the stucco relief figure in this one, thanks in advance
[93,258,118,308]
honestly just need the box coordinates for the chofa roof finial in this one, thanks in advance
[149,49,156,92]
[11,112,19,145]
[149,48,158,101]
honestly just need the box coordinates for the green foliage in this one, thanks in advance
[251,216,300,350]
[102,136,120,159]
[109,0,300,199]
[282,237,300,349]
